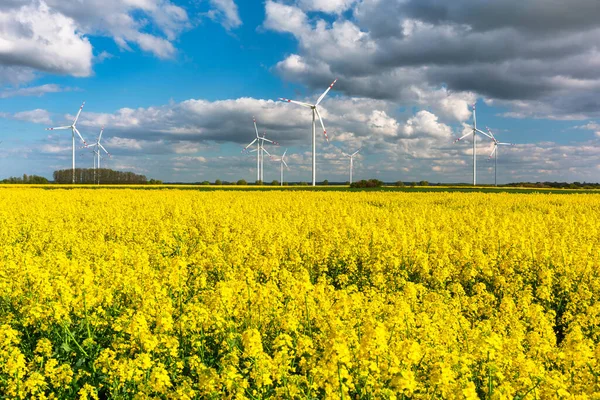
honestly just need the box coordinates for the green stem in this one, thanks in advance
[64,324,89,357]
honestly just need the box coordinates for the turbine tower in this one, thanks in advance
[258,133,278,182]
[46,102,88,183]
[342,147,361,184]
[83,126,110,184]
[454,103,492,186]
[280,79,337,186]
[243,118,278,183]
[270,149,289,186]
[485,127,514,186]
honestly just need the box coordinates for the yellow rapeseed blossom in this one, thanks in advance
[0,187,599,398]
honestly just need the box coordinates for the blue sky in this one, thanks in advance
[1,0,599,183]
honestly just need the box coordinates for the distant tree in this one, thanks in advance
[148,179,163,184]
[214,179,222,185]
[410,182,417,188]
[271,180,279,186]
[395,181,405,187]
[53,168,147,184]
[419,180,429,186]
[350,179,383,188]
[322,179,329,186]
[298,182,309,186]
[237,179,247,185]
[2,174,49,184]
[201,181,210,185]
[255,180,263,186]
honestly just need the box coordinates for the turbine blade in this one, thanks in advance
[74,127,87,145]
[498,142,515,146]
[46,126,71,130]
[98,125,104,142]
[475,128,493,140]
[253,117,260,138]
[279,98,313,108]
[485,126,496,141]
[73,101,85,125]
[315,79,337,106]
[283,159,289,169]
[489,145,497,159]
[315,107,329,143]
[282,148,287,158]
[262,147,272,157]
[243,138,258,152]
[453,131,472,143]
[99,143,110,155]
[352,147,362,156]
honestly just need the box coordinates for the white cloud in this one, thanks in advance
[9,92,600,183]
[402,111,453,139]
[0,2,93,77]
[576,122,600,137]
[265,0,600,120]
[0,0,191,84]
[207,0,242,30]
[40,143,70,154]
[367,110,399,137]
[13,109,52,125]
[297,0,357,14]
[0,84,76,99]
[104,137,144,150]
[263,1,308,35]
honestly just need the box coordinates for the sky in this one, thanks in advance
[1,0,599,184]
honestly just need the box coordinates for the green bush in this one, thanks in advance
[350,179,384,188]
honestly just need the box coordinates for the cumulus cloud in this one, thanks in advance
[65,95,453,153]
[402,111,453,139]
[576,122,600,137]
[264,0,600,120]
[206,0,242,30]
[297,0,357,14]
[0,0,193,85]
[12,109,52,125]
[0,84,76,98]
[0,2,93,77]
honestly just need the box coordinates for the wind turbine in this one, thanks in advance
[242,117,261,182]
[259,133,278,182]
[270,149,289,186]
[242,118,278,183]
[485,127,514,187]
[83,126,110,184]
[453,103,492,186]
[46,102,88,184]
[280,79,337,186]
[342,147,361,184]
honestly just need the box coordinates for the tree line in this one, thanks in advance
[1,174,49,184]
[53,169,148,184]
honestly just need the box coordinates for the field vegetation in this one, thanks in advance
[0,189,599,398]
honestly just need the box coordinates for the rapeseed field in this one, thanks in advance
[1,188,599,399]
